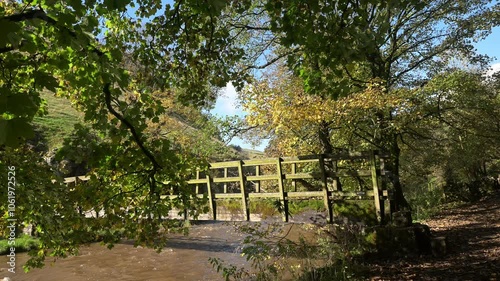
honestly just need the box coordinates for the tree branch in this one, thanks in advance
[0,46,16,54]
[3,8,104,56]
[103,83,162,170]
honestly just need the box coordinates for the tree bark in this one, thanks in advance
[386,134,411,212]
[318,120,333,154]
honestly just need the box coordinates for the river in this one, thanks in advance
[1,212,325,281]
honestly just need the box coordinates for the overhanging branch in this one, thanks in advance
[2,8,104,56]
[103,83,162,170]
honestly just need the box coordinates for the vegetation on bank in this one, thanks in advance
[0,235,40,255]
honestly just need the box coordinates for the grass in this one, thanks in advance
[241,148,265,159]
[289,199,326,215]
[216,198,329,218]
[33,92,83,150]
[249,199,279,218]
[0,235,41,255]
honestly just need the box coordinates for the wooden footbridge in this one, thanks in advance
[65,151,392,224]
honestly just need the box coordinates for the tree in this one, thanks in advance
[0,0,250,269]
[400,69,500,203]
[260,0,500,212]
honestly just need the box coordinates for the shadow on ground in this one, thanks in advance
[368,193,500,281]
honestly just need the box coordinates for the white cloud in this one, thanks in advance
[212,82,243,116]
[209,82,269,151]
[485,63,500,77]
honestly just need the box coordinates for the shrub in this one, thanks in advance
[0,235,41,255]
[210,221,374,281]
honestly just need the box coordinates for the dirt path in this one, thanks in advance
[369,193,500,280]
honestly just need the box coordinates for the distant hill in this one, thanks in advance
[31,93,263,161]
[228,145,265,159]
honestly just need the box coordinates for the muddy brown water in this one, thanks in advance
[1,212,326,281]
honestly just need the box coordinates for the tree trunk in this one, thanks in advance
[318,121,333,154]
[386,135,411,213]
[317,120,343,191]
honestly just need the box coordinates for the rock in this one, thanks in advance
[431,236,447,257]
[392,211,412,227]
[369,223,432,257]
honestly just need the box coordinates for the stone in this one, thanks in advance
[392,211,412,227]
[430,236,447,257]
[369,223,432,257]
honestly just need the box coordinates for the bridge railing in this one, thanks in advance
[64,150,392,224]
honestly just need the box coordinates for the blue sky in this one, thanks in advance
[212,27,500,152]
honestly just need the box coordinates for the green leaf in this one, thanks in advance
[0,20,21,47]
[0,118,35,147]
[0,91,40,117]
[103,0,132,11]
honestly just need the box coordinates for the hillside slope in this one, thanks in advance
[31,93,261,160]
[33,92,82,150]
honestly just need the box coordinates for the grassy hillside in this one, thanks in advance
[229,145,265,159]
[31,93,264,160]
[33,92,83,150]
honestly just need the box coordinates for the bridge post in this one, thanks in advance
[206,175,216,220]
[238,160,250,221]
[255,165,260,193]
[223,168,228,193]
[332,159,341,191]
[319,155,333,223]
[370,151,385,224]
[195,170,200,194]
[276,158,288,222]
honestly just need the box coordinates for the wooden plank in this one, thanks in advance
[255,165,260,193]
[161,194,206,200]
[212,177,241,183]
[370,151,384,224]
[276,158,288,222]
[238,160,250,221]
[206,175,216,220]
[195,170,200,194]
[242,159,277,166]
[210,161,240,169]
[248,192,281,198]
[379,157,386,176]
[326,170,372,177]
[187,179,208,185]
[282,154,321,162]
[284,173,317,180]
[64,176,90,183]
[281,158,320,165]
[64,177,77,184]
[246,174,281,181]
[332,160,340,191]
[223,167,228,193]
[291,162,297,192]
[319,155,333,223]
[287,191,324,198]
[379,157,391,221]
[330,190,374,198]
[214,193,242,199]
